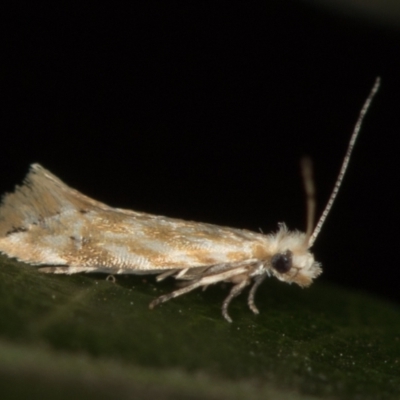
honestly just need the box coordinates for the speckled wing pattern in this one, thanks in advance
[0,164,270,275]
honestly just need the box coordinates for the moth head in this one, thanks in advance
[267,224,322,287]
[270,248,322,287]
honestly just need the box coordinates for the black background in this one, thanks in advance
[2,3,400,304]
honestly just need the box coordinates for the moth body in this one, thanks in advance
[0,78,380,322]
[0,164,320,322]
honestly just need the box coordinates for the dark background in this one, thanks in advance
[2,3,400,304]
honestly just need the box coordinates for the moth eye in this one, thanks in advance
[271,250,292,273]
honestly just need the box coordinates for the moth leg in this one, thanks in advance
[150,266,250,316]
[38,266,71,273]
[175,268,189,278]
[156,268,189,282]
[149,281,203,309]
[156,269,179,281]
[222,278,251,323]
[248,273,268,315]
[38,266,104,274]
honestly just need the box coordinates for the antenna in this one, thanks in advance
[308,77,381,247]
[301,156,316,240]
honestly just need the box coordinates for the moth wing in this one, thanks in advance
[0,164,269,273]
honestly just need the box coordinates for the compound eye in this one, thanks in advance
[271,250,292,273]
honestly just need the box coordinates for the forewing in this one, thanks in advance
[0,164,267,273]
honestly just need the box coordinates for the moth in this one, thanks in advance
[0,78,380,322]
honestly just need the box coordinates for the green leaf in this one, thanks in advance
[1,255,400,399]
